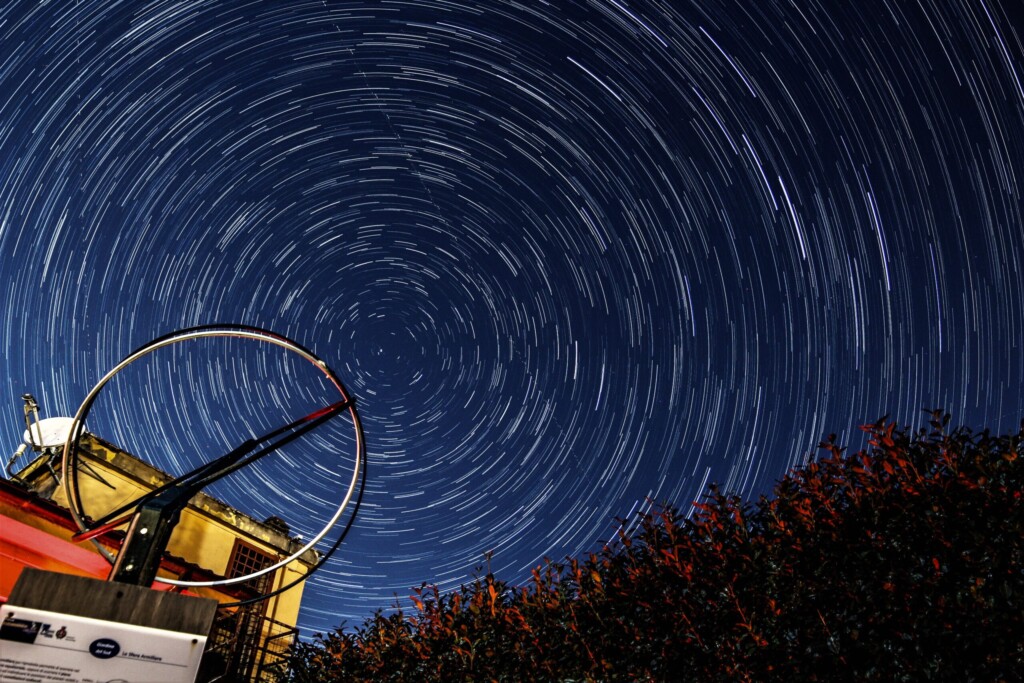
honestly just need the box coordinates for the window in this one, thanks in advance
[227,540,276,594]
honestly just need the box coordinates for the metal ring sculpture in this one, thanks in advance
[61,325,365,593]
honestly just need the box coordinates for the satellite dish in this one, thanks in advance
[60,324,366,598]
[24,416,77,449]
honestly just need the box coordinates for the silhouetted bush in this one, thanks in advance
[291,412,1023,681]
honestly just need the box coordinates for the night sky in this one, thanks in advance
[1,0,1022,635]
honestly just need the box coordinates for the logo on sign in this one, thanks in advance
[89,638,121,658]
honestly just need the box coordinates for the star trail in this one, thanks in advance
[1,0,1022,635]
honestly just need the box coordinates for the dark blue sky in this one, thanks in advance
[1,0,1022,635]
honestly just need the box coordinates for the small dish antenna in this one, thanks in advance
[24,416,77,450]
[6,396,77,479]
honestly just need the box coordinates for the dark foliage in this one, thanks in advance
[290,413,1023,682]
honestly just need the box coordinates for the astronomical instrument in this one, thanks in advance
[53,325,365,599]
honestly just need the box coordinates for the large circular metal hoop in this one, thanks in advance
[61,325,365,588]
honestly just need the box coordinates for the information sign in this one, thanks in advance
[0,604,206,683]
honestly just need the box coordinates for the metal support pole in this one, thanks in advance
[109,493,186,586]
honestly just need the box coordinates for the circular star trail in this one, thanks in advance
[1,0,1022,634]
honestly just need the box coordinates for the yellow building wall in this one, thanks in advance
[13,436,313,632]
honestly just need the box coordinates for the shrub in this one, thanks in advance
[291,412,1023,681]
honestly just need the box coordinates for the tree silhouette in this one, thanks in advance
[290,412,1022,681]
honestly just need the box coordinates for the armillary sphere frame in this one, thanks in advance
[61,324,365,601]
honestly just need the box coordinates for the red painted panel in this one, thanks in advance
[0,513,184,601]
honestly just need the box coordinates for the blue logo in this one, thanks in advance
[89,638,120,659]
